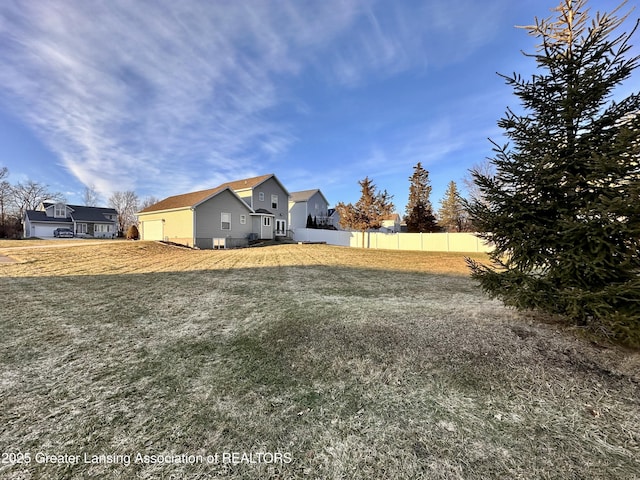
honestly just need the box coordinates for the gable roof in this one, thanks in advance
[24,210,73,224]
[70,206,118,223]
[382,213,401,222]
[32,203,117,223]
[221,173,290,197]
[219,173,274,192]
[42,202,117,215]
[139,174,290,214]
[289,189,329,205]
[138,185,228,213]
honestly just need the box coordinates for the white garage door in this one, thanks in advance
[33,224,70,238]
[142,220,164,240]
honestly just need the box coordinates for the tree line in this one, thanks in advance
[0,168,157,238]
[336,161,489,241]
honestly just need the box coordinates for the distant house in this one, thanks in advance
[137,174,290,248]
[288,189,330,230]
[380,213,401,233]
[327,208,341,230]
[23,202,118,238]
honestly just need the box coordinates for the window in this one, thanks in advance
[95,224,111,233]
[240,215,246,225]
[54,204,66,218]
[76,223,87,234]
[258,192,265,202]
[221,212,231,230]
[263,217,271,227]
[271,194,278,209]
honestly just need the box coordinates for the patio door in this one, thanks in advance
[275,219,286,237]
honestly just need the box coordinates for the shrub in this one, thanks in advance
[126,224,139,240]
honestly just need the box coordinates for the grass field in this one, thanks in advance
[1,240,638,479]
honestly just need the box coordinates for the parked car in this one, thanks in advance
[53,228,74,238]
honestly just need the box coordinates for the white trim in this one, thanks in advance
[54,203,66,218]
[221,212,231,230]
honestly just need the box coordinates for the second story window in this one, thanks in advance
[54,204,66,218]
[271,194,278,209]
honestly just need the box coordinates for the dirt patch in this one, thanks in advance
[0,254,17,263]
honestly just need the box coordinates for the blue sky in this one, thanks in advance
[0,0,637,214]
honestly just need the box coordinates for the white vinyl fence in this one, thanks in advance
[292,228,493,253]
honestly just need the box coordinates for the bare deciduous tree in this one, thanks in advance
[82,185,101,207]
[463,159,495,205]
[109,191,139,236]
[11,180,65,218]
[0,166,9,226]
[140,196,160,211]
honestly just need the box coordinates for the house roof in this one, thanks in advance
[253,208,274,215]
[27,204,117,223]
[42,202,117,215]
[289,188,327,203]
[221,173,290,197]
[24,210,72,224]
[382,213,401,222]
[139,174,289,214]
[69,206,117,223]
[138,185,228,213]
[219,173,275,192]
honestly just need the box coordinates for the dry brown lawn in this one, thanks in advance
[0,239,483,276]
[0,240,638,479]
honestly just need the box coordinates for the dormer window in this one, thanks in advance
[54,204,66,218]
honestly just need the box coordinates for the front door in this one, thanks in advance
[275,219,286,237]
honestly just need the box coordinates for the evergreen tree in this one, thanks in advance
[405,162,438,232]
[466,0,640,345]
[438,181,467,232]
[336,177,394,248]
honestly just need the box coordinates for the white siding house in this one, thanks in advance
[288,189,330,231]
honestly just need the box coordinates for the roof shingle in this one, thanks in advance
[138,174,281,214]
[138,186,227,213]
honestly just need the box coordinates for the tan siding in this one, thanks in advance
[138,209,194,246]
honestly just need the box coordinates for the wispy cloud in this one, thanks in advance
[0,0,505,198]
